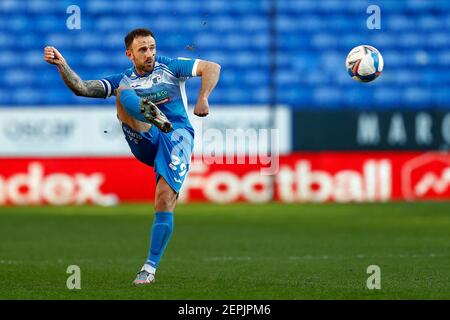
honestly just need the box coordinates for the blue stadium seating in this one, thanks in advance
[0,0,449,109]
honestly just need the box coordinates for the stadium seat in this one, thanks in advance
[0,0,449,109]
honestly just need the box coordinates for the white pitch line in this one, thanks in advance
[288,253,445,260]
[203,256,253,262]
[202,253,447,262]
[0,260,21,265]
[0,253,446,266]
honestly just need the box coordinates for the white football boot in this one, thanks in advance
[133,265,156,286]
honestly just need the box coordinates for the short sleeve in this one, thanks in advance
[101,73,124,98]
[157,56,199,79]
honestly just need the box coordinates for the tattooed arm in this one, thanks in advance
[44,46,107,98]
[56,63,107,98]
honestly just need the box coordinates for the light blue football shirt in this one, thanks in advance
[101,56,199,131]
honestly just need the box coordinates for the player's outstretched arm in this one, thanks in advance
[193,60,221,117]
[43,46,106,98]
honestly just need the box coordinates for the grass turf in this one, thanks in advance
[1,202,450,299]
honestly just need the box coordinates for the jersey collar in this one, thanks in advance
[132,66,153,78]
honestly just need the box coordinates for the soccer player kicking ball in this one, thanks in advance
[44,28,221,285]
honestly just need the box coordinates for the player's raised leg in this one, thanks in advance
[115,87,152,133]
[134,177,177,285]
[118,87,173,133]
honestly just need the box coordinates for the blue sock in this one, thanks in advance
[145,212,174,270]
[119,89,148,122]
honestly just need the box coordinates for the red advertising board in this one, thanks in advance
[0,158,154,206]
[0,152,449,205]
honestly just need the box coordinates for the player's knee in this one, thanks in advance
[116,86,127,96]
[155,191,176,212]
[115,86,125,105]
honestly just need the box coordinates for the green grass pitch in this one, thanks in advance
[1,202,450,299]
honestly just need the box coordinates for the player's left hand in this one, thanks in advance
[194,97,209,117]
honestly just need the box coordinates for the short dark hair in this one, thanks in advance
[124,28,155,49]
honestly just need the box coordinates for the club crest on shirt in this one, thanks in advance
[151,74,162,84]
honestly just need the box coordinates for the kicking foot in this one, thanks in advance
[133,269,155,286]
[139,97,173,133]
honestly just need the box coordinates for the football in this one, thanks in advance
[346,45,384,83]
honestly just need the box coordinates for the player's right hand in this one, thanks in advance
[194,96,210,117]
[43,46,66,66]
